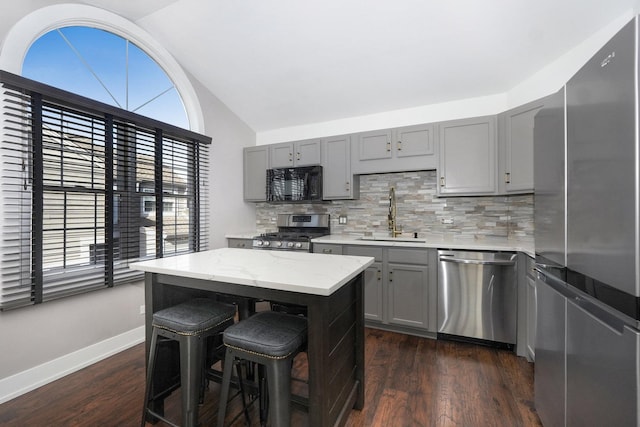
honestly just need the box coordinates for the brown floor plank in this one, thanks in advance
[0,329,542,427]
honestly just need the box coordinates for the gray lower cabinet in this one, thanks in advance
[343,246,383,322]
[342,245,434,334]
[322,135,359,200]
[312,243,343,255]
[243,146,269,201]
[437,115,497,196]
[227,238,253,249]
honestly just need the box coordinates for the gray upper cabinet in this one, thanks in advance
[322,134,359,200]
[498,97,546,194]
[243,146,269,201]
[269,139,321,168]
[437,115,497,195]
[352,123,436,174]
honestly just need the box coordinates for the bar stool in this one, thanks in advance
[142,298,237,427]
[217,311,308,427]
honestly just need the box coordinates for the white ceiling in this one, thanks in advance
[20,0,640,132]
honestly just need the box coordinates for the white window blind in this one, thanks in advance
[0,71,210,310]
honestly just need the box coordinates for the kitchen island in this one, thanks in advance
[130,248,374,427]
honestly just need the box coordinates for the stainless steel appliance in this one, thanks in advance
[533,86,569,427]
[534,17,640,427]
[437,250,517,346]
[252,213,329,251]
[267,165,323,202]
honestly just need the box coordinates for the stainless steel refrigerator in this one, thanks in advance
[534,16,640,427]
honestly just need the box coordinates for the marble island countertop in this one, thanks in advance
[130,247,374,296]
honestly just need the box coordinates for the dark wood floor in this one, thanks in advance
[0,328,542,427]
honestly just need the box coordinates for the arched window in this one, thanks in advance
[0,10,210,309]
[22,26,188,129]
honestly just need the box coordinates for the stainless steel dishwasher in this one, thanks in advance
[437,250,517,346]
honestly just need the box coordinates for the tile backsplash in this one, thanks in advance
[255,170,533,240]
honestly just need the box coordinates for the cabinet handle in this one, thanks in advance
[397,141,402,151]
[237,243,245,248]
[297,152,301,161]
[389,271,393,282]
[505,172,511,184]
[440,177,445,187]
[289,153,293,162]
[322,248,332,254]
[345,182,350,191]
[386,141,391,152]
[377,269,382,280]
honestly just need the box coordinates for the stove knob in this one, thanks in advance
[255,240,263,246]
[287,242,294,248]
[275,241,283,247]
[295,242,303,248]
[263,241,270,247]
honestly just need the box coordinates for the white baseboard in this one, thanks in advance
[0,326,145,404]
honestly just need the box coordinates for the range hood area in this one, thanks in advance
[534,16,640,427]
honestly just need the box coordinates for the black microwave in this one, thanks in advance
[267,165,323,202]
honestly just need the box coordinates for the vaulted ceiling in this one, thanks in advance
[14,0,640,132]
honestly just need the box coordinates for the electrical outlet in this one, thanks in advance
[338,215,348,224]
[441,218,454,224]
[139,304,145,315]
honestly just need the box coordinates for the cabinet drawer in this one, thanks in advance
[345,246,383,262]
[388,248,428,265]
[313,243,343,255]
[227,238,252,249]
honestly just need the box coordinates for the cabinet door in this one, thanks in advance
[243,146,269,201]
[501,100,544,193]
[295,139,322,166]
[387,263,429,329]
[269,142,293,168]
[322,135,357,200]
[438,116,497,195]
[394,123,435,158]
[356,129,392,161]
[363,262,383,322]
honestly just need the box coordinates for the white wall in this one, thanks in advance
[188,72,257,248]
[256,8,638,145]
[0,4,255,404]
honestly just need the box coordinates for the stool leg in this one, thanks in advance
[217,349,235,427]
[141,329,160,427]
[181,335,203,427]
[258,364,268,425]
[266,359,292,427]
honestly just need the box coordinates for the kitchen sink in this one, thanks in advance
[358,236,427,243]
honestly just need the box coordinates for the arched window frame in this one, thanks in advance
[0,4,205,133]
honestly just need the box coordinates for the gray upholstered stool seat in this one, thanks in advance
[142,298,236,427]
[217,311,307,427]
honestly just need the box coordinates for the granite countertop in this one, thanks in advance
[312,234,534,257]
[129,247,374,296]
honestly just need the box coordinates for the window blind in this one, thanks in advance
[0,71,210,310]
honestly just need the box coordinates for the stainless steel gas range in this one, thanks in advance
[253,213,330,252]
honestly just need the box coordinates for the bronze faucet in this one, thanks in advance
[388,186,402,237]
